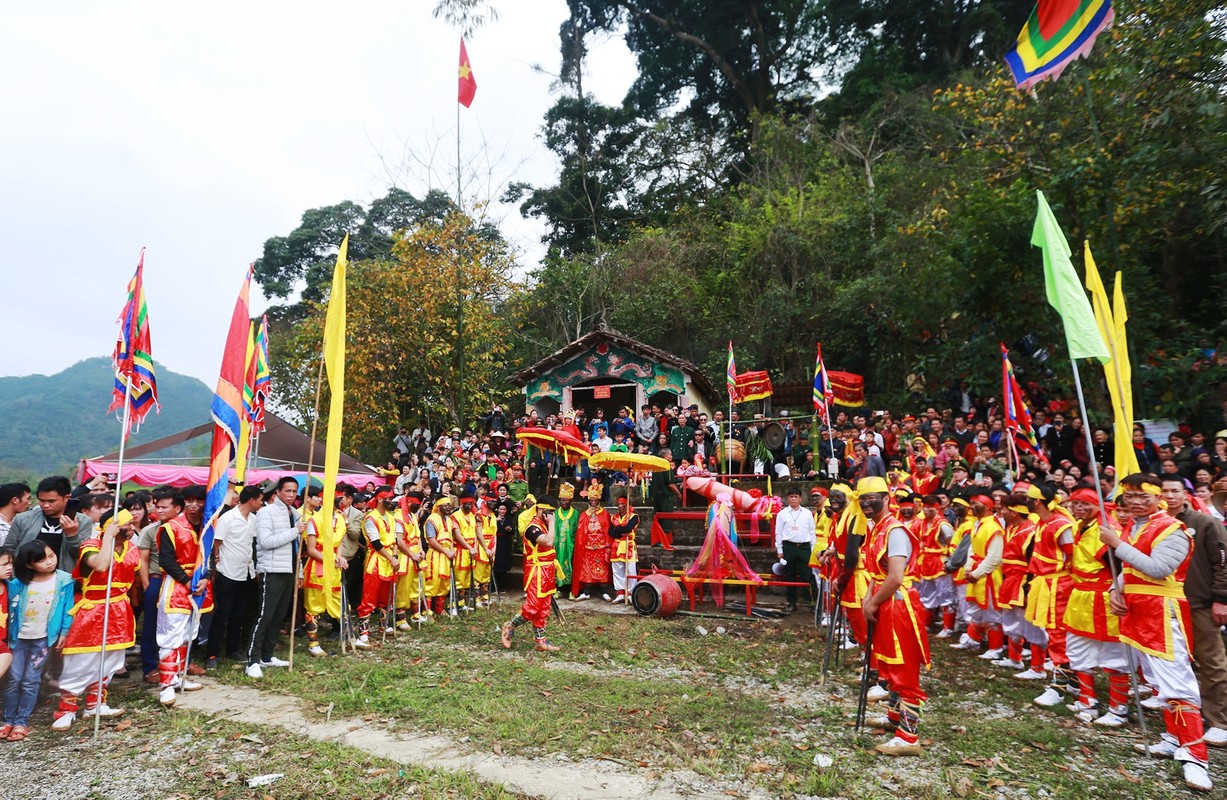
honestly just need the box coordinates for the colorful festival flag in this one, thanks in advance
[726,342,737,398]
[458,38,477,107]
[1005,0,1114,90]
[1001,344,1040,457]
[733,371,773,403]
[252,315,271,428]
[827,371,865,407]
[812,343,833,425]
[194,269,253,596]
[1084,242,1140,479]
[320,236,348,620]
[108,249,160,436]
[1033,190,1110,363]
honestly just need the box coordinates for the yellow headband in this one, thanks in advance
[856,476,890,495]
[1007,503,1030,514]
[1142,483,1162,496]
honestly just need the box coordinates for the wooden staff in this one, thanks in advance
[289,352,326,672]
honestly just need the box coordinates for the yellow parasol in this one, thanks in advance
[588,451,670,473]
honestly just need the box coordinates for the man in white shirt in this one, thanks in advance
[592,426,614,453]
[774,487,816,612]
[206,486,263,667]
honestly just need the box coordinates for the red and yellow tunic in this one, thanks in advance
[808,511,833,569]
[474,511,496,583]
[833,512,871,610]
[1024,514,1073,630]
[363,509,398,580]
[610,511,638,564]
[909,471,940,497]
[1119,512,1194,659]
[159,516,214,615]
[998,520,1035,607]
[915,515,950,582]
[424,510,455,593]
[572,507,611,586]
[965,515,1004,609]
[950,518,974,586]
[303,510,344,591]
[863,511,930,668]
[63,537,141,654]
[519,516,557,626]
[1062,517,1121,641]
[454,511,479,575]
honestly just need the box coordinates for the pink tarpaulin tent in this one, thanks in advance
[78,411,379,489]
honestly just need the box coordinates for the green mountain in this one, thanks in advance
[0,358,214,483]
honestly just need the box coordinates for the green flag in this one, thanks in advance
[1032,190,1109,363]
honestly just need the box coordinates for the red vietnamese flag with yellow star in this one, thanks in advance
[458,38,477,107]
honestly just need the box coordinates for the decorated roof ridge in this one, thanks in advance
[507,324,717,399]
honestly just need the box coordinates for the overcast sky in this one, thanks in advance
[0,1,635,385]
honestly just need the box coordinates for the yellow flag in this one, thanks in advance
[321,235,348,619]
[1084,242,1140,480]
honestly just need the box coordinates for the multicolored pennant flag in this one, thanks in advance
[812,343,833,425]
[108,249,160,436]
[194,268,253,598]
[1005,0,1114,90]
[733,371,773,403]
[1084,241,1140,479]
[458,38,477,108]
[252,315,271,430]
[1033,190,1110,363]
[320,236,348,621]
[726,341,737,398]
[827,371,865,407]
[1001,344,1040,456]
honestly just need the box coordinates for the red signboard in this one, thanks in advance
[593,386,611,400]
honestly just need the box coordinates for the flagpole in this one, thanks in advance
[93,375,132,738]
[824,396,837,479]
[1068,356,1150,753]
[289,352,325,672]
[456,97,465,433]
[727,392,733,476]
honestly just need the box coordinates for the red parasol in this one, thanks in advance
[515,428,590,465]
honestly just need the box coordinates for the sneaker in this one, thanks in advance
[396,621,412,632]
[991,658,1024,669]
[864,715,896,730]
[534,638,560,653]
[1134,732,1179,758]
[612,592,625,604]
[1013,668,1047,681]
[158,686,177,707]
[602,593,613,602]
[262,657,290,668]
[1066,699,1098,714]
[476,600,488,609]
[1033,688,1065,707]
[1180,758,1213,793]
[186,663,205,676]
[308,645,327,658]
[1093,710,1127,727]
[85,703,125,718]
[1204,726,1227,747]
[181,680,202,692]
[245,663,264,679]
[874,735,922,756]
[867,685,890,702]
[353,635,372,650]
[950,635,979,650]
[1141,695,1167,710]
[500,622,514,649]
[50,712,75,731]
[978,648,1004,660]
[409,613,425,624]
[574,593,590,602]
[204,657,218,671]
[935,628,955,639]
[841,638,860,651]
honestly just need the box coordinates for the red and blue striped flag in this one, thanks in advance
[194,268,253,596]
[108,249,159,436]
[1005,0,1114,90]
[1001,344,1040,456]
[812,343,832,425]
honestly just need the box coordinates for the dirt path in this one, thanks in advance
[177,681,772,800]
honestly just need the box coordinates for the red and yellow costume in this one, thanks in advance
[473,509,496,597]
[156,514,212,690]
[424,507,456,615]
[1024,513,1073,665]
[303,508,344,647]
[520,515,557,627]
[358,507,397,621]
[394,502,426,621]
[571,501,611,596]
[609,502,639,596]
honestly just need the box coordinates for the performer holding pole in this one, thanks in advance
[501,500,561,653]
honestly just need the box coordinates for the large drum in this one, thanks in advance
[716,438,745,468]
[631,574,683,618]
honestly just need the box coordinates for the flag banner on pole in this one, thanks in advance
[458,38,477,107]
[1084,242,1140,479]
[733,371,773,403]
[195,268,253,596]
[1033,190,1110,363]
[813,343,833,425]
[726,341,737,398]
[252,315,271,432]
[320,236,348,620]
[235,320,257,483]
[827,371,865,407]
[1001,344,1040,457]
[109,249,159,436]
[1005,0,1114,90]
